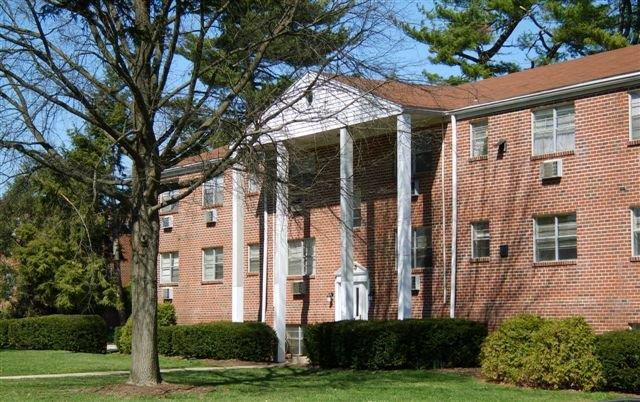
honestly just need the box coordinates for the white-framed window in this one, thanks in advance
[160,252,179,283]
[202,247,223,281]
[353,188,362,228]
[471,120,488,157]
[288,238,315,276]
[160,190,179,213]
[632,208,640,257]
[286,325,305,356]
[203,175,224,206]
[412,137,432,174]
[247,173,261,194]
[630,92,640,140]
[412,226,432,268]
[534,214,577,262]
[471,221,490,258]
[248,244,261,273]
[532,104,575,155]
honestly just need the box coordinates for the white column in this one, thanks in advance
[231,166,245,323]
[449,114,458,319]
[273,142,289,362]
[340,127,354,321]
[397,113,412,320]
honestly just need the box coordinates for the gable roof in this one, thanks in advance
[336,44,640,112]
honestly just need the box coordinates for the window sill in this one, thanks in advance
[287,275,315,280]
[159,211,178,216]
[530,150,574,161]
[246,272,260,277]
[246,192,260,198]
[532,260,577,267]
[470,257,491,263]
[630,256,640,262]
[202,204,224,209]
[469,155,488,162]
[627,139,640,147]
[201,280,223,285]
[160,282,178,287]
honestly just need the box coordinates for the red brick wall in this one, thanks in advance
[159,89,640,333]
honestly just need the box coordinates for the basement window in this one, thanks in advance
[286,325,305,356]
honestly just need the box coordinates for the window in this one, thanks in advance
[412,227,432,268]
[412,137,432,174]
[471,221,490,258]
[160,252,179,283]
[203,175,224,206]
[533,105,575,155]
[247,173,261,194]
[353,188,362,228]
[631,93,640,140]
[288,238,315,276]
[632,208,640,257]
[160,190,179,213]
[202,248,223,281]
[471,121,488,157]
[534,214,577,262]
[290,157,316,208]
[286,325,305,356]
[248,244,261,273]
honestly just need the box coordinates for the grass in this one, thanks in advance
[0,350,204,375]
[0,368,628,401]
[0,350,629,401]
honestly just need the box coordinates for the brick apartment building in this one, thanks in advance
[155,45,640,360]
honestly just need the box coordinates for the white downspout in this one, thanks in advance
[449,114,458,319]
[261,194,268,323]
[441,135,447,304]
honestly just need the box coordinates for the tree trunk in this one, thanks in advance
[128,190,161,385]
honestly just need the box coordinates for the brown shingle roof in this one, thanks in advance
[336,44,640,111]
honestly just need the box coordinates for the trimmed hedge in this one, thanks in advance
[0,315,107,353]
[304,318,487,369]
[481,315,604,391]
[117,321,277,362]
[596,330,640,393]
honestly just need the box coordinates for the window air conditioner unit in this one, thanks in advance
[292,281,307,295]
[411,178,420,196]
[161,287,173,301]
[204,209,218,224]
[411,275,421,291]
[540,159,562,180]
[160,215,174,230]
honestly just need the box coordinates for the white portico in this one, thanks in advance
[254,73,449,361]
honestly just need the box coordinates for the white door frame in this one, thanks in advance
[335,262,369,321]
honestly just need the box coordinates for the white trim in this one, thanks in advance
[396,113,412,320]
[339,126,355,320]
[450,114,458,319]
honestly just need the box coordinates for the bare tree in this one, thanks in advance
[0,0,393,385]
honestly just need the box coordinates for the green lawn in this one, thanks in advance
[0,350,204,375]
[0,351,630,401]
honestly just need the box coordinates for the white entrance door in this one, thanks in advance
[335,263,369,321]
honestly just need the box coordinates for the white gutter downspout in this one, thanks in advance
[261,194,268,323]
[441,133,447,304]
[449,114,458,319]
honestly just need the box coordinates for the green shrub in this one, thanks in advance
[117,320,276,362]
[481,314,546,384]
[304,318,487,370]
[481,315,604,391]
[169,322,277,361]
[115,318,132,354]
[157,302,176,326]
[0,315,107,353]
[596,330,640,392]
[0,319,8,348]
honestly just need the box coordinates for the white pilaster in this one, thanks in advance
[273,142,289,362]
[340,127,354,320]
[450,114,458,319]
[397,113,412,320]
[231,166,245,323]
